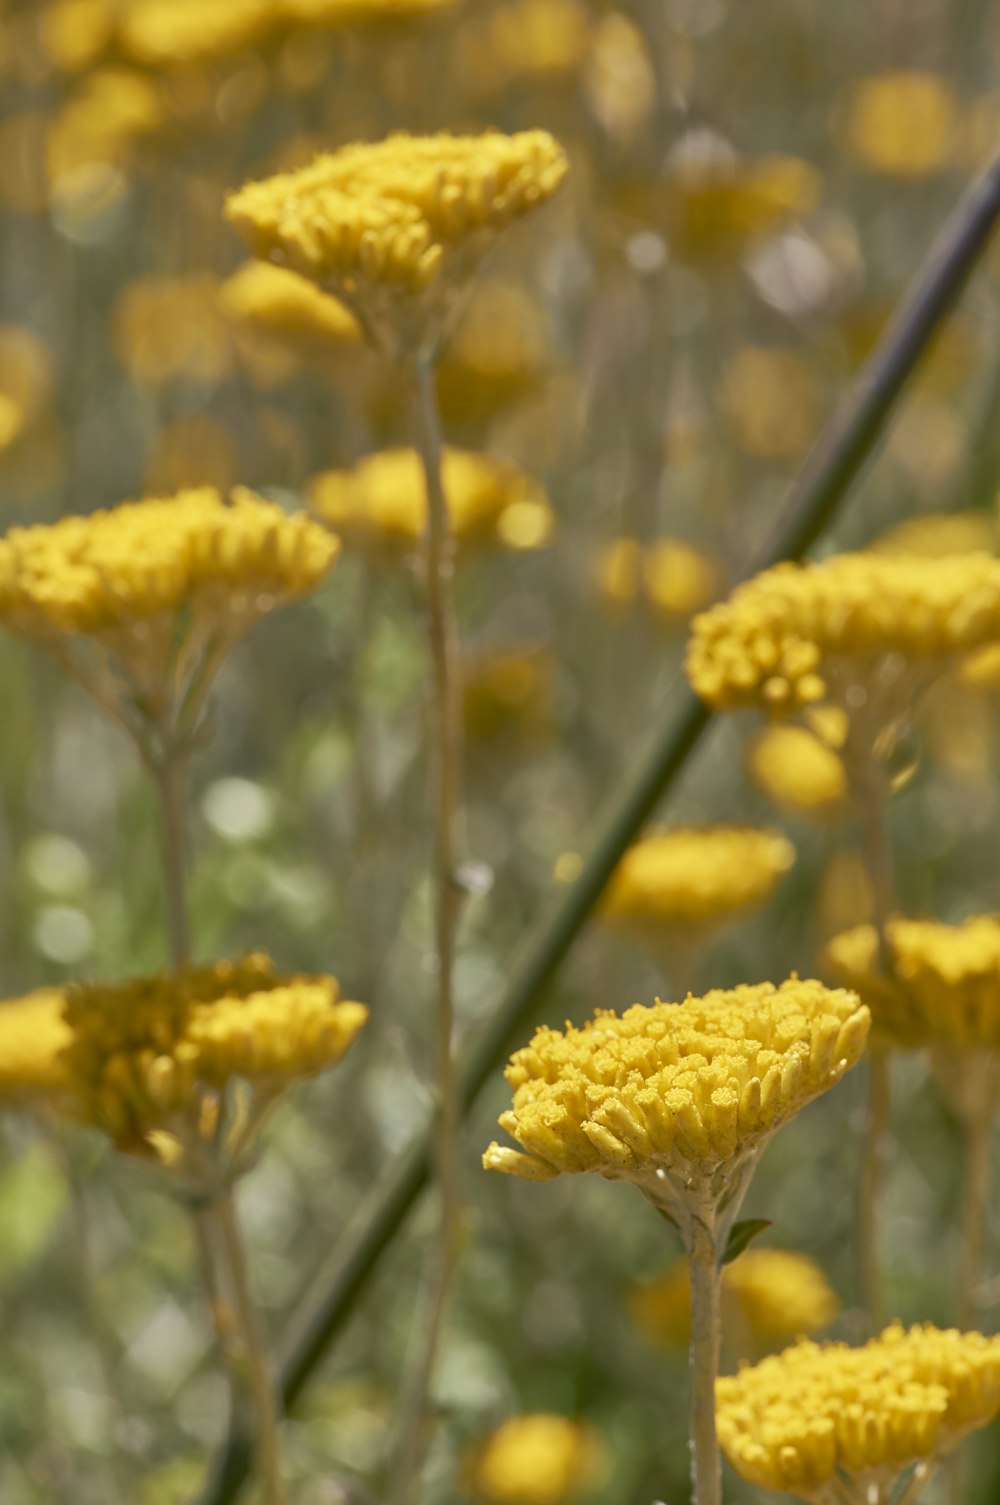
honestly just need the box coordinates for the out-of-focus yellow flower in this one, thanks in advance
[39,0,116,72]
[466,1414,604,1505]
[660,137,822,266]
[225,131,568,355]
[748,725,847,816]
[631,1249,838,1352]
[716,1324,1000,1499]
[840,71,957,180]
[0,990,72,1105]
[119,0,279,67]
[283,0,458,24]
[583,13,656,146]
[597,537,718,625]
[0,488,338,725]
[462,648,554,742]
[484,978,869,1199]
[144,416,239,494]
[437,281,552,422]
[885,399,966,497]
[961,643,1000,690]
[456,0,590,96]
[821,924,921,1050]
[687,553,1000,718]
[309,448,553,555]
[817,851,873,942]
[113,275,232,388]
[219,261,361,355]
[719,348,819,460]
[870,510,997,559]
[0,326,52,456]
[47,69,165,185]
[601,827,794,946]
[60,954,367,1171]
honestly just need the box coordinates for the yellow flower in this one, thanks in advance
[748,726,847,816]
[459,0,590,96]
[225,131,568,354]
[283,0,458,24]
[309,448,553,555]
[46,69,165,186]
[484,979,869,1229]
[597,537,719,625]
[462,648,553,742]
[716,1323,1000,1500]
[630,1249,838,1352]
[219,261,361,353]
[437,280,552,422]
[601,827,794,944]
[659,139,822,267]
[0,487,338,728]
[0,990,72,1105]
[719,348,818,460]
[869,510,997,559]
[686,552,1000,718]
[60,954,367,1168]
[113,275,233,388]
[466,1414,604,1505]
[0,327,53,449]
[840,71,956,180]
[39,0,117,72]
[119,0,280,67]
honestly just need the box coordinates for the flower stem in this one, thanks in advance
[212,1189,287,1505]
[152,750,192,969]
[688,1218,722,1505]
[960,1108,992,1328]
[387,360,464,1505]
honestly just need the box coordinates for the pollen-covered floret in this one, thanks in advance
[309,448,554,554]
[61,954,367,1159]
[483,979,869,1184]
[686,553,1000,716]
[716,1324,1000,1498]
[225,131,568,305]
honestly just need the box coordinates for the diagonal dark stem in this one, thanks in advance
[191,144,1000,1505]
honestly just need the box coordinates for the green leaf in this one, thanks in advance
[721,1218,772,1267]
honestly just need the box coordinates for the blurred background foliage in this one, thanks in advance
[0,0,999,1502]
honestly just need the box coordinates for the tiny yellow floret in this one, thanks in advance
[0,990,72,1105]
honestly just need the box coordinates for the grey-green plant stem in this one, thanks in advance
[688,1223,722,1505]
[191,143,1000,1505]
[387,359,464,1505]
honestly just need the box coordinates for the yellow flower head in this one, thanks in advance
[466,1414,603,1505]
[484,979,869,1209]
[823,915,1000,1059]
[462,648,554,742]
[40,0,118,73]
[0,990,72,1106]
[0,326,53,455]
[437,280,551,421]
[47,69,165,185]
[114,275,232,388]
[840,71,957,180]
[61,954,367,1166]
[630,1248,838,1353]
[309,448,553,555]
[225,131,568,354]
[748,726,847,816]
[119,0,279,67]
[719,348,818,460]
[457,0,591,97]
[686,552,1000,718]
[219,261,361,352]
[869,510,997,559]
[284,0,458,24]
[716,1323,1000,1500]
[601,827,794,943]
[597,537,718,626]
[660,140,822,266]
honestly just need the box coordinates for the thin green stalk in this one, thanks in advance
[688,1219,722,1505]
[153,750,192,969]
[213,1189,287,1505]
[960,1108,992,1328]
[387,360,464,1505]
[191,139,1000,1505]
